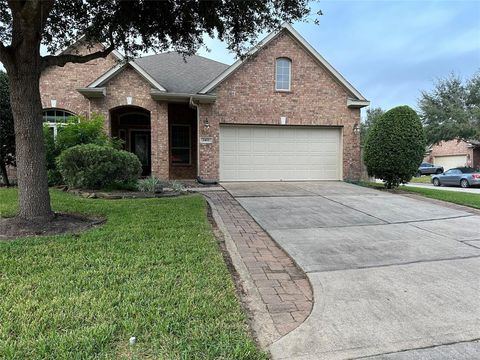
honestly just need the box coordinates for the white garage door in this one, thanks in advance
[220,125,342,181]
[434,155,467,171]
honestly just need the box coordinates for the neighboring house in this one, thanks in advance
[40,24,369,182]
[424,139,480,171]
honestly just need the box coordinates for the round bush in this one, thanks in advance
[364,105,425,188]
[57,144,142,189]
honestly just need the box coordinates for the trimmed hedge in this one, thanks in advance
[57,144,142,189]
[364,105,425,188]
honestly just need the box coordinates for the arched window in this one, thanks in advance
[42,108,76,138]
[275,57,291,91]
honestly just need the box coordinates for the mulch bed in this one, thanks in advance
[0,213,104,241]
[66,188,183,199]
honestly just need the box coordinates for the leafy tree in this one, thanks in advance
[419,72,480,145]
[0,70,14,186]
[360,107,384,145]
[0,0,314,221]
[364,106,425,189]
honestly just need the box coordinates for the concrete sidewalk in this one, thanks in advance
[222,181,480,360]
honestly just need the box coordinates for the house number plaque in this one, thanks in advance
[200,137,213,144]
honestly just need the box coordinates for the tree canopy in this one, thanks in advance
[419,72,480,145]
[360,107,384,145]
[0,0,316,69]
[0,70,14,186]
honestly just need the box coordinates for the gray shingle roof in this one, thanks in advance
[134,52,229,94]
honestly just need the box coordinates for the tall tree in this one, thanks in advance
[419,72,480,145]
[0,0,314,221]
[0,70,15,186]
[360,107,384,145]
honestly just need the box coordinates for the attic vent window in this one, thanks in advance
[275,58,291,91]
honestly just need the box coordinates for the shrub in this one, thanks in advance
[44,114,122,185]
[364,105,425,188]
[57,144,142,189]
[137,176,164,193]
[55,114,121,152]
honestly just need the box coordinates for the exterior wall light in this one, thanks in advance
[353,123,360,135]
[204,118,210,129]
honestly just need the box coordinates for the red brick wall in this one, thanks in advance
[88,67,169,179]
[40,43,118,115]
[424,140,475,168]
[198,31,362,181]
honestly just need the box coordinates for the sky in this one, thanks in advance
[197,0,480,113]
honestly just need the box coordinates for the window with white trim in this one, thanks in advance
[275,58,291,91]
[42,108,76,138]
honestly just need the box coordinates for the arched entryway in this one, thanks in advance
[110,106,151,176]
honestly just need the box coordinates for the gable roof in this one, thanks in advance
[199,23,368,104]
[134,53,229,93]
[83,23,368,106]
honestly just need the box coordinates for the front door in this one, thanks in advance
[130,130,151,176]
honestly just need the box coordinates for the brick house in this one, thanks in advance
[424,139,480,171]
[40,24,369,182]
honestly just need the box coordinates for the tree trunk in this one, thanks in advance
[7,46,53,221]
[0,162,10,187]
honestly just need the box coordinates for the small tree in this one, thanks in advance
[364,106,425,189]
[0,71,15,186]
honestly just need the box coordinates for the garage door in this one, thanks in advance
[219,125,342,181]
[434,155,467,171]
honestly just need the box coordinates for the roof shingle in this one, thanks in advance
[133,52,229,94]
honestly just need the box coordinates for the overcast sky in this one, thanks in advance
[198,0,480,112]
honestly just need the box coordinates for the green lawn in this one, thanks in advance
[409,176,433,184]
[399,186,480,210]
[0,188,266,360]
[357,181,480,210]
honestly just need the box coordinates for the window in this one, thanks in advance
[171,125,191,165]
[275,58,291,91]
[42,108,76,138]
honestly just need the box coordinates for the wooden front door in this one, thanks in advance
[130,130,151,176]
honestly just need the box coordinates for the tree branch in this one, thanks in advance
[40,43,115,70]
[0,42,12,68]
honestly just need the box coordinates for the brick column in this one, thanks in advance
[151,102,169,179]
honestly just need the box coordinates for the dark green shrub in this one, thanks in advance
[43,114,122,185]
[57,144,142,189]
[55,114,121,152]
[364,105,425,188]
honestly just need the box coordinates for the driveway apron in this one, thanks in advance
[222,181,480,360]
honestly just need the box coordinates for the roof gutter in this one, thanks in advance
[347,98,370,109]
[77,87,106,98]
[150,89,216,103]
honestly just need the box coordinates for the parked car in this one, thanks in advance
[417,162,444,176]
[432,167,480,188]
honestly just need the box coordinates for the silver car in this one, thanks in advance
[432,167,480,188]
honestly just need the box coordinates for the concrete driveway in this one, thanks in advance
[222,181,480,360]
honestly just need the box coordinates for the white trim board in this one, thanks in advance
[88,61,166,91]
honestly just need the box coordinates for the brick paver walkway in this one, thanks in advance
[203,190,313,339]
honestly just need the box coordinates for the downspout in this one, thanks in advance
[189,96,218,185]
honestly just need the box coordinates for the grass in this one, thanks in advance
[408,176,433,184]
[398,186,480,210]
[0,188,266,360]
[357,181,480,210]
